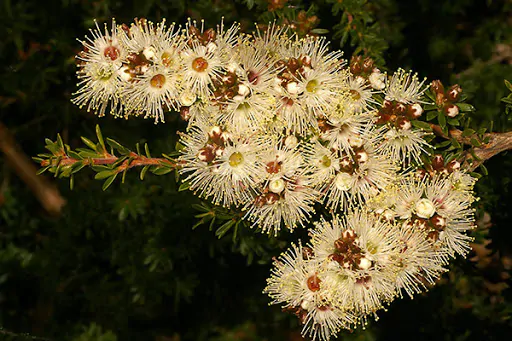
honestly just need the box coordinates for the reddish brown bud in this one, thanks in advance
[432,154,444,170]
[362,57,374,73]
[444,103,459,118]
[202,28,216,43]
[287,58,300,71]
[447,159,461,172]
[431,80,445,94]
[447,84,462,102]
[430,214,446,230]
[397,116,411,130]
[302,247,314,260]
[198,146,216,163]
[180,106,190,121]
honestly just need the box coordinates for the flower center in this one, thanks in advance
[104,46,120,61]
[150,74,166,89]
[306,274,321,292]
[320,155,331,168]
[161,51,175,67]
[306,79,319,93]
[228,152,244,167]
[350,89,361,100]
[192,57,209,72]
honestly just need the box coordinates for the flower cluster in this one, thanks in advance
[266,167,476,339]
[73,18,478,340]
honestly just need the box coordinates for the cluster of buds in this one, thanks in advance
[431,80,463,118]
[73,18,478,341]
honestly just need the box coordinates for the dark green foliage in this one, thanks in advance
[0,0,511,340]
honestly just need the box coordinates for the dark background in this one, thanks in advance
[0,0,511,340]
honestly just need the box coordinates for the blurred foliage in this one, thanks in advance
[0,0,511,340]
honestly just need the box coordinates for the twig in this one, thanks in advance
[0,122,65,215]
[430,123,512,171]
[40,152,175,171]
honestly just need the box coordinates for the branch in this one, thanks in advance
[35,126,179,190]
[430,123,512,171]
[0,122,65,215]
[40,152,174,170]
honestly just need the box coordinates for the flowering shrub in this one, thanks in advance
[37,17,506,341]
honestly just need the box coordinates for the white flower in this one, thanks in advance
[181,43,222,99]
[122,65,181,122]
[369,69,386,90]
[385,69,428,104]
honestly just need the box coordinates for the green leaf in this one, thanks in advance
[36,165,51,175]
[438,111,446,129]
[151,167,173,175]
[144,143,151,158]
[505,79,512,91]
[178,182,191,192]
[426,111,438,121]
[447,118,459,126]
[107,138,129,154]
[215,220,235,238]
[95,170,117,180]
[411,120,432,131]
[470,138,481,147]
[81,136,97,150]
[140,165,150,180]
[462,129,475,137]
[72,162,87,173]
[435,140,451,148]
[95,125,105,151]
[102,174,118,191]
[479,163,488,176]
[70,175,74,190]
[456,103,475,112]
[310,28,329,34]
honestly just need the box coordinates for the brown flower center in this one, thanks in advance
[192,57,209,72]
[104,46,120,61]
[150,74,166,89]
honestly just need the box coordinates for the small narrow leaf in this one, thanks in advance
[81,136,97,150]
[456,103,475,112]
[438,111,446,128]
[95,170,117,180]
[95,125,105,151]
[102,174,118,191]
[178,182,191,192]
[140,165,150,180]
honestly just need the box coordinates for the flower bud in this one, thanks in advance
[432,154,444,170]
[348,134,364,148]
[408,103,423,118]
[284,135,298,148]
[447,159,461,172]
[430,214,446,230]
[269,178,286,194]
[369,70,386,90]
[431,80,445,94]
[415,198,436,219]
[444,104,459,118]
[447,84,462,101]
[397,117,411,130]
[358,257,372,270]
[355,150,369,164]
[335,172,352,191]
[179,91,197,107]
